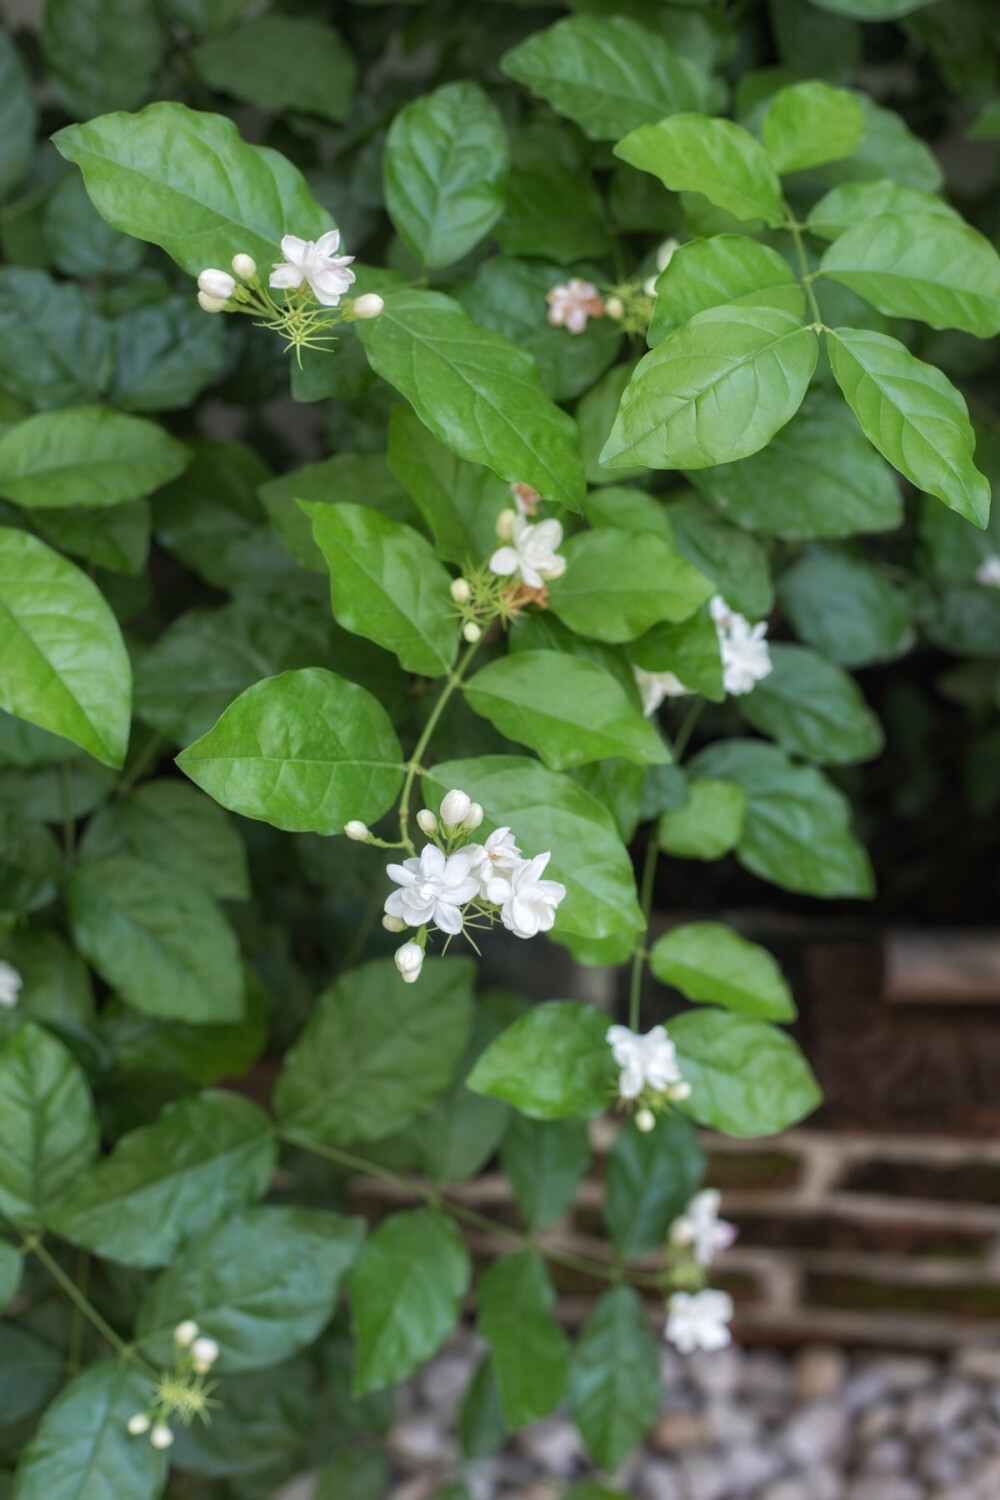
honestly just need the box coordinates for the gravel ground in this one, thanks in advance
[299,1336,1000,1500]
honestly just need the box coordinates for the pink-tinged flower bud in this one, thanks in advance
[352,293,384,319]
[231,253,256,279]
[495,508,516,542]
[635,1107,656,1133]
[127,1413,150,1436]
[440,790,472,828]
[344,820,369,841]
[464,802,484,832]
[197,290,228,313]
[416,809,438,835]
[198,268,236,299]
[450,578,471,604]
[383,913,406,933]
[150,1424,174,1450]
[462,621,482,644]
[394,941,424,983]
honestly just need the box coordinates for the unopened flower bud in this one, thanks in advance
[416,809,438,835]
[604,295,624,320]
[394,941,424,983]
[463,802,484,831]
[197,290,228,313]
[462,621,482,643]
[382,913,406,932]
[440,789,472,828]
[635,1107,656,1133]
[495,508,516,542]
[643,274,659,298]
[344,820,369,841]
[127,1413,150,1436]
[191,1336,219,1372]
[656,236,680,272]
[670,1081,692,1102]
[352,292,384,319]
[198,268,236,300]
[174,1320,199,1348]
[231,253,256,279]
[150,1423,174,1450]
[450,577,471,604]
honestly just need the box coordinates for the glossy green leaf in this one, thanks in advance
[54,101,333,275]
[0,407,188,510]
[304,502,457,678]
[0,1242,21,1309]
[478,1252,568,1428]
[0,808,62,915]
[101,974,268,1089]
[108,296,227,413]
[13,1361,166,1500]
[52,1091,276,1267]
[809,94,942,191]
[193,15,356,123]
[258,449,414,573]
[569,1286,661,1471]
[690,386,902,539]
[43,174,144,278]
[604,1112,702,1259]
[501,15,714,141]
[651,922,795,1019]
[384,82,508,268]
[387,405,509,565]
[549,527,712,642]
[649,234,801,345]
[578,364,645,488]
[602,305,818,471]
[0,930,90,1034]
[827,327,989,527]
[31,499,151,577]
[821,214,1000,338]
[80,779,249,901]
[466,652,669,770]
[0,33,36,200]
[0,1022,99,1228]
[467,1001,613,1120]
[349,1208,469,1395]
[495,162,613,265]
[738,643,884,763]
[0,528,131,768]
[500,1115,591,1231]
[355,289,585,512]
[630,610,725,703]
[68,856,245,1023]
[177,668,404,836]
[671,1008,822,1137]
[808,0,936,18]
[409,1006,511,1187]
[778,548,912,666]
[668,494,773,619]
[658,779,746,860]
[0,269,113,411]
[615,114,786,228]
[690,739,874,897]
[762,80,866,172]
[807,178,961,241]
[42,0,165,119]
[137,1206,363,1372]
[275,957,473,1147]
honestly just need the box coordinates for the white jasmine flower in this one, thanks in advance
[416,809,438,835]
[394,941,424,983]
[656,237,680,272]
[510,482,541,517]
[231,253,256,279]
[450,578,471,604]
[384,845,480,935]
[174,1320,198,1348]
[0,961,22,1009]
[633,666,691,717]
[467,827,522,895]
[150,1423,175,1451]
[352,292,384,319]
[191,1336,219,1372]
[666,1289,734,1355]
[344,820,369,841]
[709,594,734,629]
[440,789,472,829]
[607,1023,682,1101]
[127,1413,150,1436]
[975,555,1000,587]
[671,1189,738,1266]
[198,268,235,300]
[486,851,566,939]
[710,595,772,696]
[546,278,605,334]
[490,516,566,590]
[270,230,356,307]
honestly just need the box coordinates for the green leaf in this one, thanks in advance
[827,327,989,527]
[807,0,937,18]
[648,234,801,345]
[349,1207,469,1395]
[0,1325,62,1423]
[477,1252,568,1428]
[578,364,645,488]
[177,668,404,836]
[778,548,912,666]
[13,1361,167,1500]
[315,1451,389,1500]
[569,1286,660,1471]
[43,174,144,278]
[0,407,188,510]
[258,449,415,573]
[668,494,773,619]
[604,1113,702,1259]
[467,1001,613,1120]
[737,643,884,763]
[137,1206,363,1372]
[821,215,1000,338]
[275,957,473,1147]
[171,1357,320,1480]
[690,739,874,897]
[922,585,1000,657]
[42,0,165,119]
[68,856,245,1023]
[0,269,112,412]
[0,1022,98,1228]
[108,296,227,413]
[615,114,786,228]
[0,927,93,1036]
[408,1005,510,1187]
[54,101,334,275]
[0,1242,22,1309]
[80,779,249,901]
[0,808,62,915]
[494,163,613,265]
[355,289,585,512]
[0,33,36,201]
[500,1115,591,1231]
[0,528,131,768]
[762,80,866,172]
[658,779,746,859]
[807,179,961,242]
[651,922,795,1019]
[809,94,942,192]
[690,386,902,539]
[671,1008,822,1136]
[51,1091,276,1268]
[549,527,713,642]
[459,1356,507,1461]
[602,306,818,470]
[384,82,508,268]
[465,652,669,770]
[101,972,268,1088]
[630,610,724,703]
[501,14,714,141]
[387,405,509,566]
[31,499,151,577]
[304,502,457,678]
[424,756,643,959]
[192,15,356,123]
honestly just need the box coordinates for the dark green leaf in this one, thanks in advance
[0,1022,98,1228]
[650,922,795,1019]
[0,34,36,200]
[549,527,712,642]
[43,174,144,278]
[569,1286,661,1471]
[0,808,62,914]
[604,1112,702,1259]
[501,1114,591,1230]
[0,407,189,510]
[193,15,356,123]
[459,1356,507,1461]
[737,642,884,763]
[387,405,509,565]
[477,1252,568,1428]
[80,779,249,901]
[0,269,112,410]
[778,548,912,666]
[467,1001,613,1120]
[42,0,165,119]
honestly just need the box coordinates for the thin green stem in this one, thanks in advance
[397,638,483,849]
[785,212,824,327]
[26,1237,157,1377]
